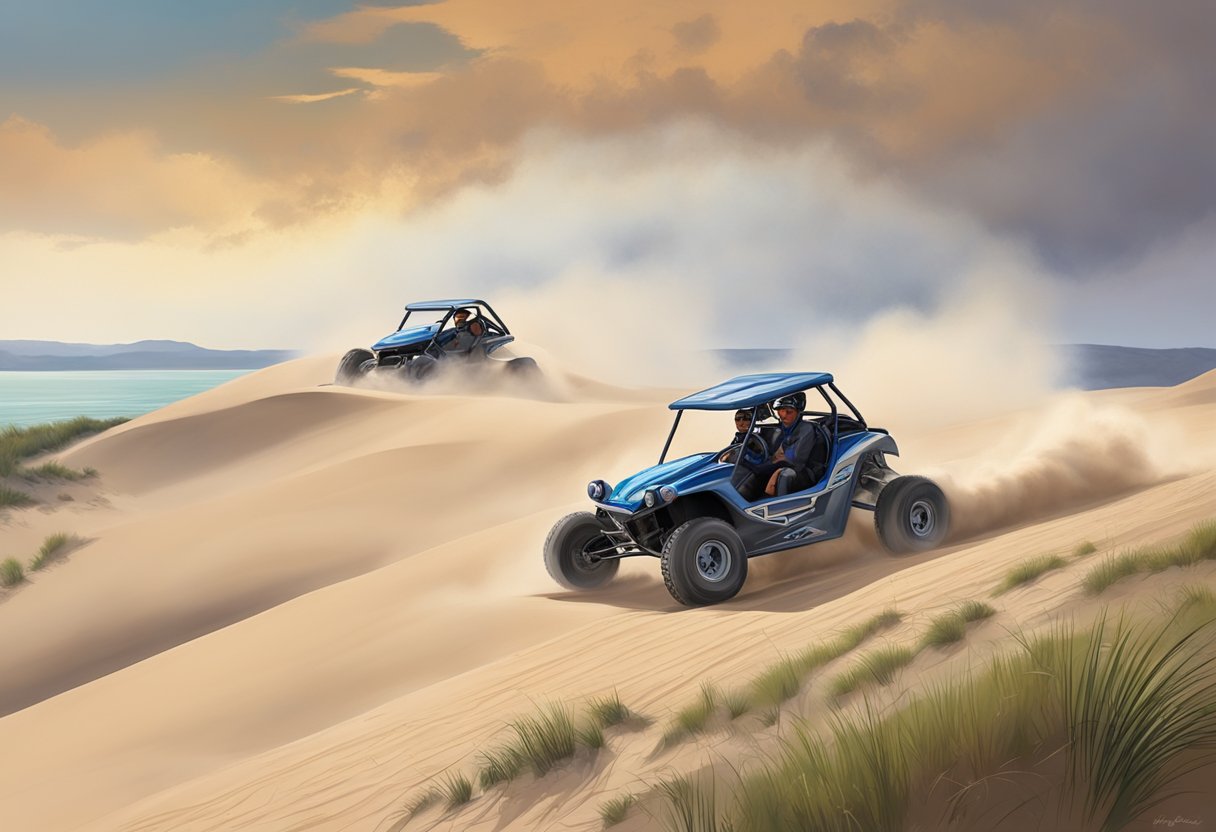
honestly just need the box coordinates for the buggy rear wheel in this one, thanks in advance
[543,512,620,590]
[660,518,747,607]
[875,476,950,554]
[335,349,374,385]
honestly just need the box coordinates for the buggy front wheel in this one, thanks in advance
[661,519,747,607]
[543,512,620,590]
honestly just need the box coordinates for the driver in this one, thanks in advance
[720,409,766,464]
[445,316,488,354]
[755,393,820,498]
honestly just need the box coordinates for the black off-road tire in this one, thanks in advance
[660,518,747,607]
[505,356,540,377]
[543,511,620,590]
[874,475,950,554]
[335,348,374,385]
[409,354,440,382]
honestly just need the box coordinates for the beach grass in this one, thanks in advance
[0,484,35,509]
[599,793,636,828]
[403,787,442,819]
[29,532,82,571]
[658,599,1216,832]
[1083,520,1216,595]
[476,746,525,789]
[586,691,633,728]
[21,461,90,481]
[829,644,917,699]
[1073,540,1098,558]
[921,600,996,649]
[0,416,126,477]
[440,772,473,809]
[1,557,25,588]
[662,683,719,746]
[992,554,1069,595]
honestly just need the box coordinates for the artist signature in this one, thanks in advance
[1154,817,1203,828]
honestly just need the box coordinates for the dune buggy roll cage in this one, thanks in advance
[397,299,511,336]
[658,382,868,488]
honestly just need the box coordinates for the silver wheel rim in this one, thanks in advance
[909,499,935,538]
[695,540,732,583]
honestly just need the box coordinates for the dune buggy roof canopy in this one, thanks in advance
[404,299,489,311]
[669,372,835,411]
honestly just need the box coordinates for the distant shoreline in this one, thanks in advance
[0,339,295,372]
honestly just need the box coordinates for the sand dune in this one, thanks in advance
[1,360,1213,832]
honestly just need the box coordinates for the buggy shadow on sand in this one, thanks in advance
[335,299,539,385]
[544,372,950,606]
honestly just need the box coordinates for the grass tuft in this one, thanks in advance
[29,532,82,571]
[758,708,780,727]
[508,703,580,776]
[957,599,996,623]
[476,745,525,789]
[586,691,632,728]
[0,485,36,509]
[1,557,25,588]
[0,417,126,477]
[439,772,473,809]
[922,600,997,648]
[656,774,722,832]
[1176,584,1216,610]
[829,645,916,699]
[21,461,89,481]
[723,689,753,720]
[577,720,605,750]
[403,787,442,819]
[749,658,801,710]
[993,554,1069,595]
[663,683,719,746]
[1073,540,1098,558]
[599,793,636,828]
[1084,522,1216,595]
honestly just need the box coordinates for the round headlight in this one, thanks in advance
[587,480,606,500]
[659,486,677,503]
[643,489,657,508]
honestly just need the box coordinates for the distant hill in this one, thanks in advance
[1056,344,1216,389]
[0,340,296,371]
[710,345,1216,391]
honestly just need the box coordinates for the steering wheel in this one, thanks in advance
[718,433,769,466]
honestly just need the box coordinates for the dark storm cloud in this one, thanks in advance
[782,0,1216,272]
[670,14,720,53]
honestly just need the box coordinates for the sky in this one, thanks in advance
[0,0,1212,353]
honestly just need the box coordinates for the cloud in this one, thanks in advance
[671,14,721,53]
[0,124,1062,388]
[0,117,277,239]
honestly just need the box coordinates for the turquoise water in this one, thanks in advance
[0,370,250,427]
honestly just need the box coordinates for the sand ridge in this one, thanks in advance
[0,360,1213,831]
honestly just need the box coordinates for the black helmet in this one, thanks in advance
[774,392,806,411]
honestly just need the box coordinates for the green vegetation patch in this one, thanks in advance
[29,532,83,571]
[829,645,917,699]
[586,691,633,728]
[0,484,35,509]
[0,417,125,477]
[440,772,473,809]
[1,557,25,588]
[1072,540,1098,558]
[921,601,997,649]
[993,554,1069,596]
[662,683,719,747]
[599,793,637,828]
[1084,521,1216,595]
[656,602,1216,832]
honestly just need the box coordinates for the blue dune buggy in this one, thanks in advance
[335,299,538,385]
[543,372,950,606]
